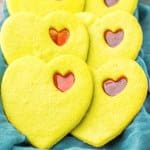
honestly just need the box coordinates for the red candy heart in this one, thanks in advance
[103,77,127,96]
[104,0,119,7]
[53,72,75,92]
[49,28,70,46]
[104,30,124,47]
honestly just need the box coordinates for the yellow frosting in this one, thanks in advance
[6,0,85,16]
[85,0,138,17]
[72,59,148,147]
[87,11,143,70]
[1,55,93,148]
[0,11,89,64]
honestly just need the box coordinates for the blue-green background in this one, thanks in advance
[140,0,150,5]
[0,1,150,150]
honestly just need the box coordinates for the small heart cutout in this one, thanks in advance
[103,77,127,96]
[54,72,75,92]
[104,30,124,47]
[104,0,119,7]
[49,28,70,46]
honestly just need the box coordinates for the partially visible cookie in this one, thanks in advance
[85,0,138,17]
[6,0,85,16]
[72,59,148,147]
[75,12,98,27]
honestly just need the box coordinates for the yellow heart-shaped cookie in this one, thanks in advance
[0,11,89,64]
[85,0,138,17]
[72,59,148,147]
[1,55,93,148]
[6,0,85,16]
[87,11,143,70]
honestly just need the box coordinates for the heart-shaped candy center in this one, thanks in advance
[53,72,75,92]
[104,0,119,7]
[103,77,127,96]
[104,30,124,47]
[49,28,70,46]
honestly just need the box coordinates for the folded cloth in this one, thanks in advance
[0,2,150,150]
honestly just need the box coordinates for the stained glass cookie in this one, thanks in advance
[1,55,93,148]
[87,11,143,70]
[0,11,89,64]
[72,59,148,147]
